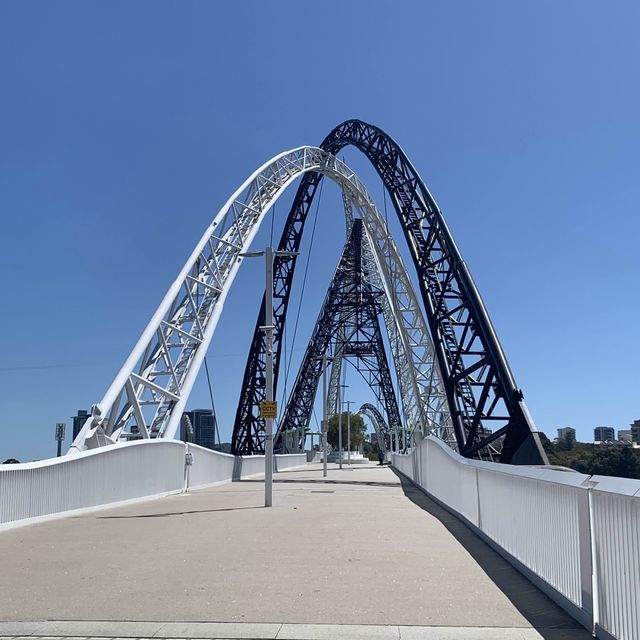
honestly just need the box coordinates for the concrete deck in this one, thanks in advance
[0,463,590,639]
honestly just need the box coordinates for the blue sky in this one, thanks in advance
[1,1,639,461]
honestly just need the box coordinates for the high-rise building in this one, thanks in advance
[618,429,633,443]
[594,426,615,443]
[181,409,217,450]
[71,409,89,440]
[557,427,576,445]
[630,420,640,445]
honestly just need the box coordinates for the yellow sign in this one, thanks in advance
[260,400,278,419]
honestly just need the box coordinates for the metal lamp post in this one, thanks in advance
[344,400,353,465]
[311,353,335,478]
[337,382,342,470]
[241,246,297,507]
[339,383,349,469]
[321,352,329,478]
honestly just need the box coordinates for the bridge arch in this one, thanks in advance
[72,121,546,465]
[70,147,441,455]
[358,403,390,455]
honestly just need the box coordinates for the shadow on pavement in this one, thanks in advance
[275,464,387,473]
[96,505,263,519]
[390,468,593,640]
[240,478,399,488]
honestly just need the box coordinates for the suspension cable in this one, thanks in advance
[280,178,324,407]
[269,199,275,247]
[204,357,221,447]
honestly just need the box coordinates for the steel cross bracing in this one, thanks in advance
[324,191,355,418]
[359,234,419,435]
[327,193,453,447]
[358,403,389,454]
[326,325,345,417]
[276,219,402,449]
[360,226,455,449]
[70,148,401,452]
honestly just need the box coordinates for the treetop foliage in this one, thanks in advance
[327,412,366,449]
[539,432,640,479]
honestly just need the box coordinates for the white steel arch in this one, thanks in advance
[71,147,448,453]
[361,226,454,446]
[327,195,454,447]
[358,403,389,455]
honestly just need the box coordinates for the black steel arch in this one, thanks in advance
[232,175,323,455]
[232,120,547,465]
[359,403,390,454]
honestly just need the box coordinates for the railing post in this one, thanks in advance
[586,481,598,635]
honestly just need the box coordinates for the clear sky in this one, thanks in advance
[1,1,639,461]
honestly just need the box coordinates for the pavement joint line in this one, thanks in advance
[0,622,586,639]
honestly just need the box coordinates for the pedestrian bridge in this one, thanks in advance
[1,437,639,640]
[3,119,639,640]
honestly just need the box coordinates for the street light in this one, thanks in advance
[312,353,335,478]
[339,383,349,470]
[240,246,297,508]
[321,353,329,478]
[54,423,65,457]
[344,400,353,465]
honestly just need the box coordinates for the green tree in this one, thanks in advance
[540,432,640,480]
[362,439,382,461]
[327,412,366,450]
[538,432,555,455]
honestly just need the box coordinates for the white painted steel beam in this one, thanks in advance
[70,147,450,453]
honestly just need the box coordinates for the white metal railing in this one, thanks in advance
[392,436,640,640]
[0,442,307,529]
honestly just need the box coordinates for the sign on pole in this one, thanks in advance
[260,400,277,419]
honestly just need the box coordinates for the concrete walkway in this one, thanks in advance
[0,463,590,639]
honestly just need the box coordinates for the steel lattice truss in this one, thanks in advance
[326,218,454,448]
[361,224,454,447]
[325,193,355,419]
[235,120,547,464]
[358,403,390,454]
[276,219,401,449]
[326,194,450,447]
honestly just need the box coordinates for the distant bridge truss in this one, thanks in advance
[358,403,390,454]
[71,120,547,465]
[276,219,402,451]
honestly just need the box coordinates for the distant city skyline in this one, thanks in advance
[16,409,640,463]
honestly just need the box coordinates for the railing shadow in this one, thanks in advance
[239,478,399,488]
[96,505,263,519]
[390,468,592,639]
